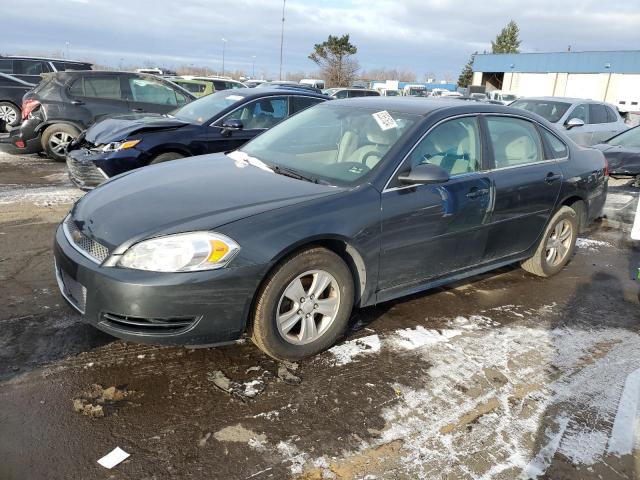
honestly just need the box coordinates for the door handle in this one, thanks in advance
[466,188,489,199]
[70,100,84,105]
[545,172,562,183]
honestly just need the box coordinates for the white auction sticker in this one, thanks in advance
[372,110,398,131]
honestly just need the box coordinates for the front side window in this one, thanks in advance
[0,59,12,73]
[239,104,419,185]
[569,104,588,123]
[486,116,543,168]
[408,116,481,176]
[129,77,178,106]
[334,90,349,99]
[221,97,289,130]
[70,76,122,100]
[510,100,571,124]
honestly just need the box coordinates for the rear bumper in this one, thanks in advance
[53,222,269,347]
[0,118,42,154]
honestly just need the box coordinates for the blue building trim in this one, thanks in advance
[474,51,640,74]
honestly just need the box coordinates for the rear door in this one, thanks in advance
[125,76,190,114]
[482,115,563,260]
[67,74,131,125]
[379,115,492,290]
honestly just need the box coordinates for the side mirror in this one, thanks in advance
[221,119,243,136]
[397,163,450,186]
[565,118,585,130]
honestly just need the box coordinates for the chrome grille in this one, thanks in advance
[63,217,110,263]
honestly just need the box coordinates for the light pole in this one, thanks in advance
[279,0,286,80]
[221,38,227,76]
[252,55,256,78]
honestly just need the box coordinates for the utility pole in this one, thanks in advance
[252,55,256,78]
[279,0,286,80]
[222,38,227,76]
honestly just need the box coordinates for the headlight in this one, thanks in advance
[102,139,141,152]
[117,232,240,272]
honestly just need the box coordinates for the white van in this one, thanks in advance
[300,79,325,90]
[486,90,519,105]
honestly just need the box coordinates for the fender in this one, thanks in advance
[35,120,85,134]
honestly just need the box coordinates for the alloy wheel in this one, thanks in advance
[545,219,573,267]
[0,105,18,125]
[276,270,341,345]
[48,131,75,154]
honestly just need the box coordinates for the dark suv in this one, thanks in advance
[6,70,195,160]
[0,56,92,130]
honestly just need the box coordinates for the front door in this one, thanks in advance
[379,115,492,291]
[482,115,563,260]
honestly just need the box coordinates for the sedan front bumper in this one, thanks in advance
[54,222,268,347]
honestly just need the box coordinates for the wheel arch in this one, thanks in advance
[557,194,587,232]
[36,120,84,134]
[147,144,193,161]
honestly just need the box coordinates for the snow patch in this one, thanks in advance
[390,325,461,351]
[0,185,82,206]
[576,238,612,250]
[328,334,381,366]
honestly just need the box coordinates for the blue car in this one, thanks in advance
[65,87,328,189]
[55,98,608,360]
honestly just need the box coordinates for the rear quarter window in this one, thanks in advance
[540,128,568,159]
[588,104,609,124]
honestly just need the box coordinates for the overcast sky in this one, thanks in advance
[4,0,639,79]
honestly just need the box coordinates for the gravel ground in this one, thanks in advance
[1,151,639,480]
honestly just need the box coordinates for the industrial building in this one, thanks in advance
[472,50,640,113]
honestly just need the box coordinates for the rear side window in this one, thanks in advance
[364,90,380,96]
[540,128,568,159]
[606,106,619,123]
[129,77,178,106]
[0,59,12,74]
[13,60,49,75]
[290,96,324,114]
[589,104,609,124]
[334,90,348,99]
[349,90,365,98]
[212,80,227,91]
[70,76,122,100]
[178,82,206,94]
[486,116,544,168]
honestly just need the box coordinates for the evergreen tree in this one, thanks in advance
[491,20,521,54]
[458,53,476,88]
[309,34,359,87]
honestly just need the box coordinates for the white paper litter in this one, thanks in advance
[97,447,130,469]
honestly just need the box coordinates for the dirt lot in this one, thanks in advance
[1,151,640,480]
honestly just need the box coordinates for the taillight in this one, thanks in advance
[603,158,609,177]
[21,99,40,120]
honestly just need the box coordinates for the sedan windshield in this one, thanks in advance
[510,100,571,123]
[239,104,419,185]
[171,90,248,125]
[608,126,640,148]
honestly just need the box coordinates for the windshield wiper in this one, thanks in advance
[271,165,320,184]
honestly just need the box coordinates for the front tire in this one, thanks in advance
[521,206,578,277]
[41,124,80,162]
[251,247,355,361]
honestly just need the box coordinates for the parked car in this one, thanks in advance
[179,75,246,91]
[470,93,488,101]
[592,125,640,178]
[244,79,267,88]
[300,78,325,90]
[486,90,518,104]
[257,81,322,94]
[323,88,380,99]
[5,71,195,161]
[0,55,92,130]
[167,78,214,98]
[65,88,328,189]
[511,97,629,146]
[54,98,607,360]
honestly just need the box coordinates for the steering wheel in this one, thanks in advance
[360,151,382,168]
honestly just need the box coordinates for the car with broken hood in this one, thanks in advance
[591,125,640,180]
[65,88,329,189]
[54,98,608,361]
[6,70,195,161]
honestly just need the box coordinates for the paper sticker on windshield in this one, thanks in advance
[372,110,398,131]
[226,95,244,101]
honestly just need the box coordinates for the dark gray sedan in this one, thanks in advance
[54,98,608,360]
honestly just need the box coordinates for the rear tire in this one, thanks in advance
[0,102,20,131]
[41,124,80,162]
[251,247,355,361]
[150,152,184,164]
[521,206,578,278]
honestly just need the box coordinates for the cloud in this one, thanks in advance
[2,0,638,79]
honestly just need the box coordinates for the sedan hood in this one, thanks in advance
[71,153,343,250]
[85,114,190,145]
